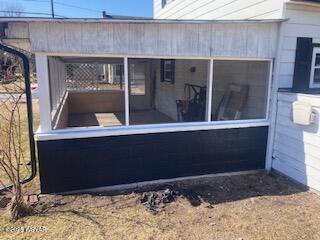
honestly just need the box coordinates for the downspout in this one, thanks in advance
[265,19,287,172]
[0,43,37,188]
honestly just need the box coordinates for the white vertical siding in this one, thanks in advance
[272,92,320,191]
[48,57,67,119]
[154,0,284,20]
[28,22,279,59]
[7,22,29,39]
[4,23,31,51]
[272,3,320,191]
[278,3,320,88]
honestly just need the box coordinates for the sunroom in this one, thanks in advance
[27,18,280,193]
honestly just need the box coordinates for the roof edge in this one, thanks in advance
[0,17,287,24]
[287,0,320,8]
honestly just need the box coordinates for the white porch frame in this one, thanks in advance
[205,59,214,122]
[124,57,130,126]
[35,52,274,143]
[35,53,52,132]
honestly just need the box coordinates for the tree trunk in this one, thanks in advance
[8,184,29,220]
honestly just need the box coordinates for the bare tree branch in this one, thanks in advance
[1,2,24,17]
[0,52,29,220]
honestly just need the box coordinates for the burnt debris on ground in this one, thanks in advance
[139,188,178,214]
[135,172,306,214]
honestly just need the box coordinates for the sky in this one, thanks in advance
[0,0,153,18]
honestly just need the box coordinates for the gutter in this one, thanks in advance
[287,0,320,8]
[0,17,287,24]
[264,9,287,172]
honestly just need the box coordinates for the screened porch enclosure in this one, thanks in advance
[26,19,281,193]
[48,56,271,130]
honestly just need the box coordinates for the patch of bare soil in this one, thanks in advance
[1,172,320,240]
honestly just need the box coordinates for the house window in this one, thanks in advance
[161,59,175,83]
[310,47,320,88]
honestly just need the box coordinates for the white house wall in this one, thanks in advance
[272,93,320,191]
[154,0,284,20]
[27,22,279,59]
[271,2,320,192]
[278,3,320,88]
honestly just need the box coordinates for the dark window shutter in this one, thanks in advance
[171,59,175,84]
[292,37,313,91]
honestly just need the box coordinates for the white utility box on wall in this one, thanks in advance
[292,101,316,125]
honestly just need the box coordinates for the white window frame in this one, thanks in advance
[310,47,320,89]
[35,52,273,141]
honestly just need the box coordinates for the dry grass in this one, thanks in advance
[97,83,122,91]
[0,78,25,93]
[0,173,320,240]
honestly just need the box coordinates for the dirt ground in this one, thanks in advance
[0,172,320,240]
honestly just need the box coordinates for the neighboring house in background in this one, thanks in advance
[106,63,124,85]
[155,0,320,191]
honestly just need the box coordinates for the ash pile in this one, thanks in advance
[139,188,178,214]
